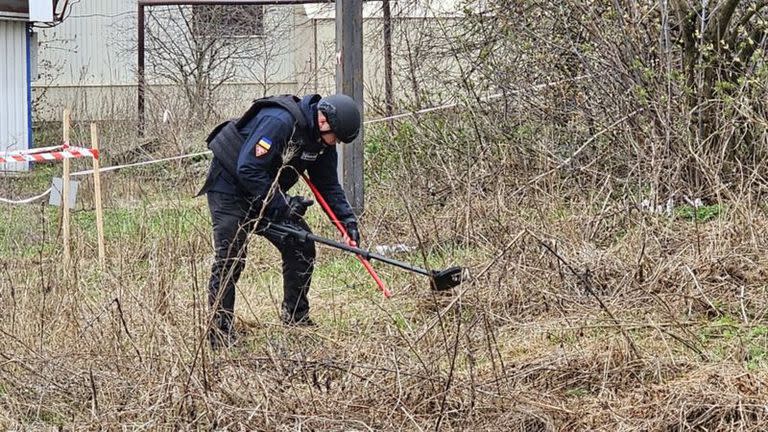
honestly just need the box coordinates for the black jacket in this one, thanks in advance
[202,94,356,223]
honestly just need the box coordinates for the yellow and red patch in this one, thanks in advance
[255,137,272,157]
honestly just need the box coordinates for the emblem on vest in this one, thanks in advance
[300,151,320,161]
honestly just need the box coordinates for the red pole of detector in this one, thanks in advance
[302,174,392,298]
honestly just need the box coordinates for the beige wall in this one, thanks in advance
[33,3,302,122]
[33,4,463,123]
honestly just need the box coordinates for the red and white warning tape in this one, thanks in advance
[0,144,65,156]
[0,144,99,164]
[0,144,99,204]
[3,74,603,205]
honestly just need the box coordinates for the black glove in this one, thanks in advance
[345,220,360,246]
[287,195,314,219]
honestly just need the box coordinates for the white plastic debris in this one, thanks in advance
[638,195,705,217]
[374,244,415,255]
[639,196,675,216]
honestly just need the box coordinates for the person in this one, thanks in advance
[198,93,362,348]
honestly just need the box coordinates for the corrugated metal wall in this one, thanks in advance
[34,2,300,121]
[33,0,137,121]
[0,20,29,172]
[37,2,298,87]
[37,0,136,87]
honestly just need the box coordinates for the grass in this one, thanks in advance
[699,316,768,370]
[675,203,725,222]
[0,197,207,258]
[3,169,768,430]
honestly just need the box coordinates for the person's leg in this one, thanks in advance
[260,218,316,324]
[207,192,253,343]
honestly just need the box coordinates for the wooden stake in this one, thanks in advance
[62,110,71,271]
[91,123,106,269]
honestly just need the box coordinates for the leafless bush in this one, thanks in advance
[142,5,293,127]
[400,0,768,200]
[4,1,768,430]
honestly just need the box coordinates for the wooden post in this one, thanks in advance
[62,110,71,271]
[90,123,106,269]
[336,0,365,214]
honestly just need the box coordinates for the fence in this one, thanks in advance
[0,110,106,270]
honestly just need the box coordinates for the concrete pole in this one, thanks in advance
[336,0,364,214]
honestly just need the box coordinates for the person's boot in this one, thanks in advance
[286,316,316,327]
[208,314,240,349]
[209,328,244,349]
[281,307,316,327]
[208,328,227,350]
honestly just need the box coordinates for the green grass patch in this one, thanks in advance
[72,201,207,240]
[675,203,724,222]
[699,316,768,369]
[36,409,67,427]
[391,311,412,331]
[565,388,590,398]
[0,195,207,258]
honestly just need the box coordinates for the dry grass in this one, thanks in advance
[4,1,767,429]
[2,152,768,430]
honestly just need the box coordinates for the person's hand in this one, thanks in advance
[287,195,314,219]
[345,220,360,246]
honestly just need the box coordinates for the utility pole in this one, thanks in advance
[336,0,364,213]
[382,0,394,128]
[137,3,145,136]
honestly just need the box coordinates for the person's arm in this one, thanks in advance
[237,115,293,218]
[306,146,356,224]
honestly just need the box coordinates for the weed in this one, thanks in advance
[675,203,724,222]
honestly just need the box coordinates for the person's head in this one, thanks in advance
[316,94,361,145]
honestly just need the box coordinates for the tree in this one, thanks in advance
[451,0,768,195]
[672,1,768,145]
[143,5,292,126]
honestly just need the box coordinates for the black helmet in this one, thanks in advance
[317,94,362,143]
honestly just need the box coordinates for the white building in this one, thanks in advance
[0,1,56,171]
[32,1,466,124]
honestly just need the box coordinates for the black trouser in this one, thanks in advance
[207,191,316,334]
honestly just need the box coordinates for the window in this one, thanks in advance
[0,0,28,19]
[193,5,265,38]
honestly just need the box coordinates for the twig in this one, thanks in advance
[512,108,645,197]
[89,366,99,417]
[113,298,143,362]
[685,265,719,315]
[435,299,462,431]
[415,230,526,343]
[739,285,749,325]
[537,238,642,359]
